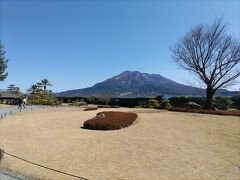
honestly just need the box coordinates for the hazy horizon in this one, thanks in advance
[1,0,240,92]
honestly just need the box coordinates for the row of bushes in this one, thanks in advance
[169,96,238,110]
[28,93,62,106]
[71,99,87,106]
[57,95,240,111]
[57,97,152,107]
[170,108,240,117]
[141,99,173,110]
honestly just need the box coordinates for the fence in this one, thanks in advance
[0,105,89,179]
[0,105,53,120]
[0,149,88,180]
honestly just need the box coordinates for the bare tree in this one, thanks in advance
[101,94,112,106]
[88,96,96,104]
[171,18,240,109]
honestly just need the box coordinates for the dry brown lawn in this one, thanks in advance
[0,107,239,180]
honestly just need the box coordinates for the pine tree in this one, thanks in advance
[0,42,8,81]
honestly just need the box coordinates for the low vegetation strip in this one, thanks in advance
[170,108,240,117]
[83,107,98,111]
[83,111,138,130]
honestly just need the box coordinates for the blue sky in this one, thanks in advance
[0,0,240,92]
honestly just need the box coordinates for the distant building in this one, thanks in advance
[0,91,23,105]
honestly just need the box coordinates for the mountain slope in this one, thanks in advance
[57,71,235,97]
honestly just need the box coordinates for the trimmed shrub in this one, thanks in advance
[213,97,232,111]
[154,95,164,102]
[71,99,87,106]
[169,96,205,107]
[111,98,150,108]
[84,107,98,111]
[83,111,138,130]
[187,97,205,106]
[145,99,160,108]
[164,102,173,110]
[134,106,142,108]
[28,93,61,106]
[161,99,173,110]
[184,102,202,109]
[231,95,240,109]
[169,96,188,107]
[170,108,240,117]
[227,109,240,112]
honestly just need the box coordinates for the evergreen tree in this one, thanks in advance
[0,42,8,81]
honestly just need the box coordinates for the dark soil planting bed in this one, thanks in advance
[83,107,98,111]
[170,108,240,117]
[83,111,138,130]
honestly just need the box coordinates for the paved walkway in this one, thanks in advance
[0,105,47,120]
[0,170,32,180]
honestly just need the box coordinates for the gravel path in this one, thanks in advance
[0,105,50,120]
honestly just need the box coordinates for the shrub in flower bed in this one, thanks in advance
[170,108,240,117]
[83,111,138,130]
[83,107,98,111]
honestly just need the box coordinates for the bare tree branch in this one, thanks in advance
[170,17,240,109]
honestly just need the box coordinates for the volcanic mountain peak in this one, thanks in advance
[105,70,165,83]
[57,70,236,97]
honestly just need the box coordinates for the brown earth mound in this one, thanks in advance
[83,111,138,130]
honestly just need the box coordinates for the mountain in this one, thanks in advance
[57,71,237,97]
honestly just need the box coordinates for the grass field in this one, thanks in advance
[0,107,239,180]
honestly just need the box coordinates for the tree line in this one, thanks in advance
[57,95,240,110]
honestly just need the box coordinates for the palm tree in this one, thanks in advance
[40,79,52,94]
[36,82,43,88]
[27,85,38,95]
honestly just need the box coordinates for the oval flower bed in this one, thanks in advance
[83,111,138,130]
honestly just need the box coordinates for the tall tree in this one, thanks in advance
[27,85,38,95]
[88,96,96,104]
[7,84,16,92]
[7,84,21,95]
[14,87,21,95]
[39,79,52,94]
[171,18,240,109]
[0,43,8,81]
[36,82,43,91]
[101,94,112,106]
